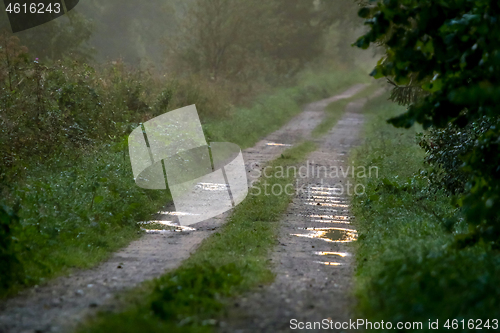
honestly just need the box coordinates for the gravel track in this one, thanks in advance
[219,89,385,333]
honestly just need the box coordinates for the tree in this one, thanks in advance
[0,5,94,61]
[169,0,343,83]
[355,0,500,246]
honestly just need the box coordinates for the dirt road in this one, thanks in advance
[0,84,368,333]
[219,90,385,333]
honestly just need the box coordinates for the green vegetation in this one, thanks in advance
[351,95,500,331]
[356,0,500,246]
[78,141,316,333]
[0,31,366,297]
[0,0,371,297]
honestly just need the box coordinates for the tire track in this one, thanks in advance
[219,90,385,333]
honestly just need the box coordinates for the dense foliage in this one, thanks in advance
[417,117,492,195]
[352,96,500,329]
[356,0,500,246]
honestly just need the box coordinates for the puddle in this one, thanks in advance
[309,214,350,221]
[308,195,348,202]
[309,186,342,191]
[141,228,173,234]
[266,142,292,147]
[308,187,344,196]
[314,251,350,257]
[311,219,350,224]
[138,220,196,232]
[314,261,344,266]
[306,202,349,208]
[298,214,351,223]
[292,227,357,242]
[307,198,348,204]
[308,190,341,196]
[195,182,229,191]
[138,220,173,226]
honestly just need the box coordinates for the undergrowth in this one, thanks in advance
[351,95,500,331]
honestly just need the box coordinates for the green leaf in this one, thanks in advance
[358,7,371,18]
[370,67,385,79]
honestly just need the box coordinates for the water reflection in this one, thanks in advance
[309,186,342,192]
[310,220,349,225]
[306,214,350,221]
[314,261,344,266]
[308,196,348,203]
[292,227,357,242]
[314,251,350,257]
[266,142,292,147]
[138,220,196,232]
[306,202,349,208]
[299,214,351,223]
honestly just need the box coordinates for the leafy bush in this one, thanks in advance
[356,0,500,245]
[352,97,500,330]
[0,204,23,291]
[0,36,228,295]
[417,117,493,195]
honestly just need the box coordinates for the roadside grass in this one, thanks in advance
[77,141,317,333]
[3,143,170,296]
[311,82,380,137]
[350,95,500,331]
[0,67,368,298]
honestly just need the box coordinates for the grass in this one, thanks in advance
[5,144,171,296]
[350,94,500,331]
[77,141,317,333]
[312,82,381,137]
[0,67,369,298]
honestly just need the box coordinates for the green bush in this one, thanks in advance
[417,117,493,195]
[356,0,500,246]
[352,96,500,331]
[0,204,23,291]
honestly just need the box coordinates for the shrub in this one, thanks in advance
[417,117,493,195]
[0,204,23,293]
